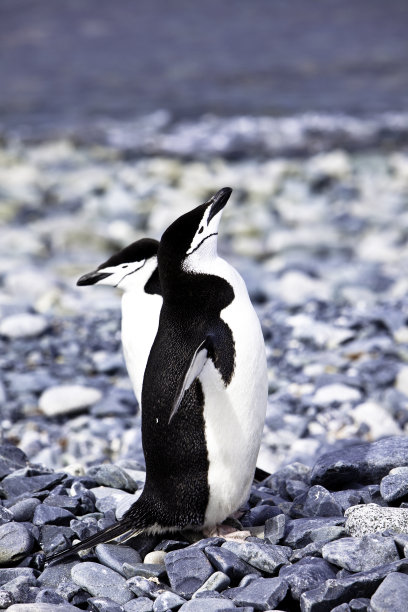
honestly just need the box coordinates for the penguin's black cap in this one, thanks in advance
[159,187,232,266]
[77,238,159,286]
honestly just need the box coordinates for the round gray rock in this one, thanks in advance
[71,561,134,604]
[0,522,34,564]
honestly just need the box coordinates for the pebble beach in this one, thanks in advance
[1,112,408,611]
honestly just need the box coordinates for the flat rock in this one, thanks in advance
[221,539,290,574]
[380,467,408,502]
[39,385,102,417]
[284,517,345,548]
[179,599,235,611]
[33,505,75,526]
[322,534,399,572]
[371,572,408,612]
[225,576,288,610]
[152,591,186,611]
[0,445,27,479]
[311,436,408,488]
[345,503,408,536]
[0,522,34,564]
[1,472,65,499]
[165,547,214,598]
[205,546,260,584]
[87,464,138,492]
[95,543,142,576]
[0,313,48,339]
[123,597,153,611]
[300,559,408,612]
[279,557,337,600]
[71,561,134,605]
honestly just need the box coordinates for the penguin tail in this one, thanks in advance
[45,516,142,564]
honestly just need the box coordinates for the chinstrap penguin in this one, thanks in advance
[77,238,162,407]
[48,188,267,562]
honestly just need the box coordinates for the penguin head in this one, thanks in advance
[159,187,232,276]
[77,238,159,292]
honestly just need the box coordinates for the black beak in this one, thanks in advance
[207,187,232,224]
[77,270,112,286]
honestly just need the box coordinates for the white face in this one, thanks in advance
[97,257,157,292]
[183,205,224,272]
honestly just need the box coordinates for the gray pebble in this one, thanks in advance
[126,576,169,599]
[264,513,286,544]
[122,563,167,581]
[380,470,408,502]
[152,591,186,611]
[221,540,290,574]
[225,576,288,610]
[165,547,214,598]
[0,522,34,564]
[123,596,153,611]
[205,546,260,584]
[179,599,235,611]
[0,445,27,479]
[88,596,125,612]
[6,604,79,611]
[33,505,75,526]
[322,534,399,572]
[279,557,337,599]
[35,589,66,605]
[194,571,230,594]
[71,562,134,605]
[95,543,142,576]
[0,569,37,587]
[87,464,138,492]
[9,499,41,522]
[371,572,408,611]
[301,484,343,517]
[284,517,345,548]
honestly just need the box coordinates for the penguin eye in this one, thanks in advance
[198,226,204,234]
[122,265,128,269]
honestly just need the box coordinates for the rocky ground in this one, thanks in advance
[1,127,408,610]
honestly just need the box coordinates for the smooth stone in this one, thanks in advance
[0,313,48,339]
[311,436,408,487]
[152,591,186,611]
[89,597,124,612]
[322,534,399,572]
[313,384,361,406]
[349,599,370,611]
[33,505,75,526]
[300,559,408,612]
[38,561,77,588]
[205,546,260,584]
[225,576,288,610]
[345,503,408,536]
[95,543,142,576]
[39,385,102,417]
[165,547,214,598]
[264,514,286,544]
[87,464,138,492]
[9,498,41,522]
[370,572,408,612]
[144,551,166,565]
[6,605,78,611]
[0,445,28,479]
[123,597,153,611]
[279,557,337,600]
[71,561,134,605]
[284,517,345,548]
[126,575,170,599]
[179,599,235,611]
[221,540,290,574]
[0,522,34,564]
[380,468,408,502]
[193,571,230,594]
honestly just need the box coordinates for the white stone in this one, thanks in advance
[144,550,166,565]
[396,366,408,396]
[313,384,361,406]
[345,503,408,536]
[0,313,48,339]
[39,385,102,417]
[352,401,402,440]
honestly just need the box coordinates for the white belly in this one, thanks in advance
[201,264,268,526]
[121,291,162,407]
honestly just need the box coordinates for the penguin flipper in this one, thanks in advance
[44,516,138,564]
[169,336,214,423]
